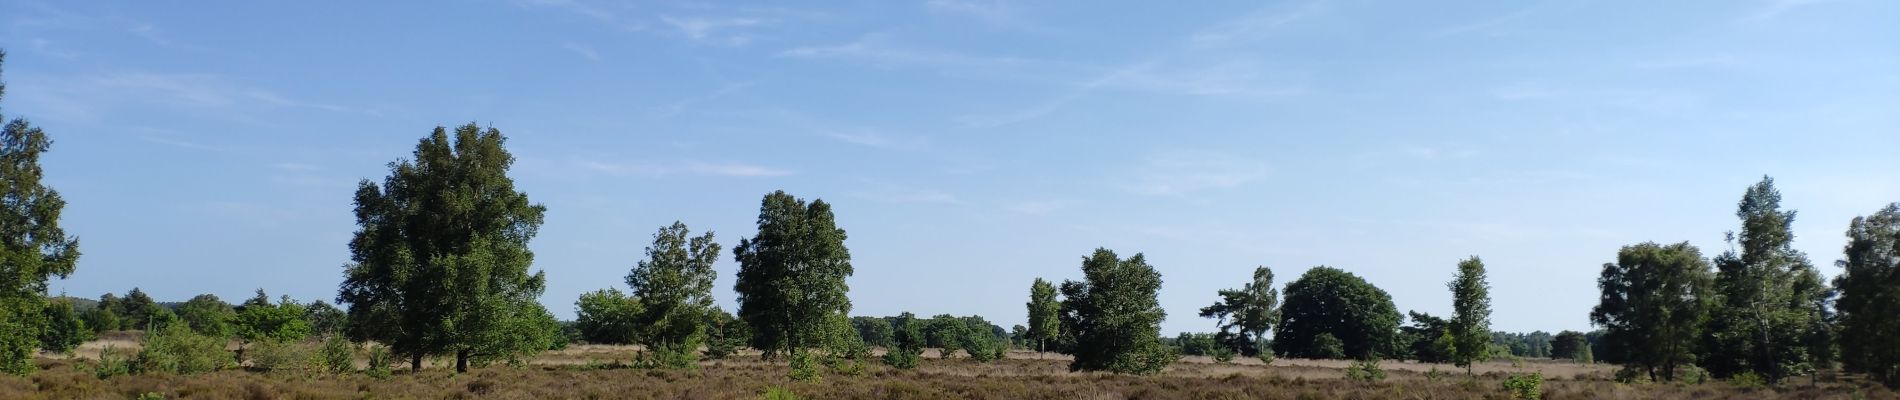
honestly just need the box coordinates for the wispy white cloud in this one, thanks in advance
[1190,1,1325,46]
[1435,6,1538,37]
[1120,151,1271,196]
[1006,200,1066,215]
[650,82,753,118]
[1741,0,1839,22]
[824,129,925,149]
[140,136,221,151]
[579,159,792,178]
[511,0,625,25]
[661,15,763,45]
[780,34,1046,71]
[561,42,602,61]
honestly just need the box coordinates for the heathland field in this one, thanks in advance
[6,336,1891,400]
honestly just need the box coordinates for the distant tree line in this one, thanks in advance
[2,46,1898,387]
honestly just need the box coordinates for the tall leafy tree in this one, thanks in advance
[175,294,234,337]
[1059,248,1172,374]
[1702,177,1830,382]
[37,298,89,355]
[1198,266,1279,357]
[1835,203,1900,386]
[1552,330,1590,362]
[1025,278,1060,356]
[882,312,924,369]
[1273,266,1401,360]
[1590,241,1715,382]
[339,124,554,372]
[1448,256,1492,374]
[732,191,854,362]
[0,49,83,375]
[626,221,721,367]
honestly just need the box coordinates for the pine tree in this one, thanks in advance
[1198,266,1279,357]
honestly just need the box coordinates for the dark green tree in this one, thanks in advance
[303,300,347,337]
[1702,177,1830,382]
[1449,256,1492,374]
[175,294,234,337]
[883,312,924,369]
[1835,203,1900,386]
[627,221,721,367]
[339,124,554,372]
[233,290,311,362]
[120,288,164,330]
[1198,266,1279,357]
[1059,248,1173,374]
[851,316,894,348]
[1273,266,1400,360]
[37,298,89,355]
[732,191,854,364]
[1026,278,1061,357]
[1399,311,1452,363]
[0,49,84,376]
[1552,330,1590,362]
[83,293,123,333]
[1590,241,1715,382]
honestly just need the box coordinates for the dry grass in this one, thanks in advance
[6,340,1892,399]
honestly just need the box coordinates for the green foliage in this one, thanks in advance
[1835,203,1900,387]
[1551,330,1590,362]
[1449,256,1493,373]
[0,51,84,376]
[81,295,121,333]
[136,392,164,400]
[788,350,821,382]
[120,288,165,331]
[1274,266,1400,360]
[38,297,91,354]
[704,307,747,360]
[1199,266,1279,357]
[1590,241,1714,382]
[176,294,233,338]
[762,386,799,400]
[134,323,228,375]
[340,124,553,373]
[248,339,319,373]
[1702,177,1831,383]
[94,345,131,380]
[852,316,894,348]
[320,334,354,374]
[1727,371,1766,388]
[233,291,312,345]
[574,288,641,344]
[364,345,393,379]
[1175,332,1220,356]
[304,300,348,337]
[883,313,924,369]
[733,191,854,360]
[1060,248,1174,375]
[1026,278,1061,354]
[1502,372,1543,399]
[627,221,722,368]
[1344,358,1386,382]
[1399,311,1452,363]
[1312,333,1346,359]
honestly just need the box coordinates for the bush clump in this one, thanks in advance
[1502,372,1543,400]
[134,323,229,375]
[1344,358,1386,382]
[319,335,355,374]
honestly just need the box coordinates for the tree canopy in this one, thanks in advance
[0,50,83,376]
[1198,266,1279,357]
[627,221,721,367]
[1026,278,1061,355]
[1059,248,1172,374]
[1703,176,1831,382]
[1448,256,1492,373]
[1835,203,1900,386]
[1591,241,1715,382]
[732,191,854,361]
[1273,266,1400,360]
[338,123,554,372]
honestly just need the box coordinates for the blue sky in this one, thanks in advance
[3,0,1896,336]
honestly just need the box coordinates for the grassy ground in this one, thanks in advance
[7,338,1893,399]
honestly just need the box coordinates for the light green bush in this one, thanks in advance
[134,323,229,375]
[1502,372,1543,400]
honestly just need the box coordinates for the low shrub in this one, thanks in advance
[319,335,354,374]
[762,386,799,400]
[1345,359,1385,382]
[1502,372,1543,400]
[1211,346,1235,364]
[789,351,820,383]
[1728,371,1766,389]
[247,340,318,373]
[134,323,229,375]
[364,345,393,379]
[94,345,131,379]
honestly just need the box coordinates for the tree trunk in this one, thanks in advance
[410,353,423,372]
[456,349,470,373]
